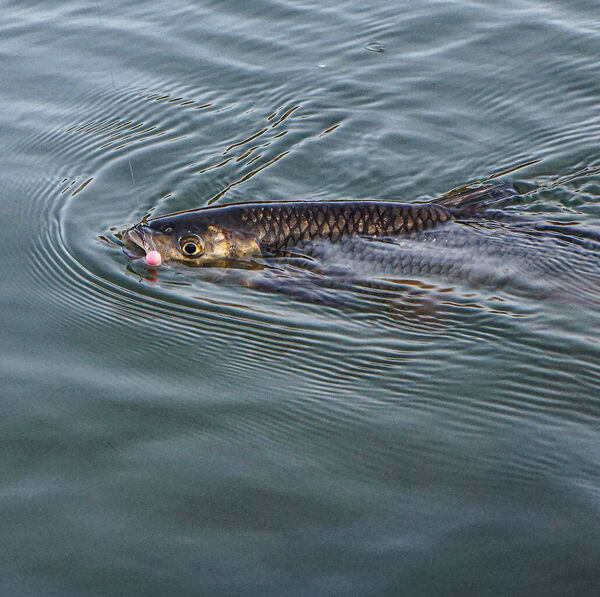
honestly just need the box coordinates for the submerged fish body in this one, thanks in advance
[122,184,512,267]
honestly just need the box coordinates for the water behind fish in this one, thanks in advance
[2,0,600,595]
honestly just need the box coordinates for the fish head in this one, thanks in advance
[122,216,261,267]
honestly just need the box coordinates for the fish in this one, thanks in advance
[122,183,519,267]
[121,182,600,304]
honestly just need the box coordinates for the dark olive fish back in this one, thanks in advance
[234,201,453,251]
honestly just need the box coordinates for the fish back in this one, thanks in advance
[235,201,453,251]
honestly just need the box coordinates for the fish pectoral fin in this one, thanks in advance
[268,248,317,262]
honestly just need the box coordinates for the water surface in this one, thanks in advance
[2,0,600,594]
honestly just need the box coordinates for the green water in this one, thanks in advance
[2,1,600,594]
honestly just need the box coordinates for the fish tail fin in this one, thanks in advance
[433,182,521,214]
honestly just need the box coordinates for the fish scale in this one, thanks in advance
[235,201,450,252]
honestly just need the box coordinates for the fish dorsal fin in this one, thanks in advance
[432,182,520,214]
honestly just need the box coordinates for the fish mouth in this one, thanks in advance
[122,224,154,258]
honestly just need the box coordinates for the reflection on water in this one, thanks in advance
[2,0,600,594]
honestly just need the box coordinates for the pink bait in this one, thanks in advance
[145,250,162,267]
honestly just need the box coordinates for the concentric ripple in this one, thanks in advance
[7,67,600,416]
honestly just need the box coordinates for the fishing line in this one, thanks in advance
[97,5,135,184]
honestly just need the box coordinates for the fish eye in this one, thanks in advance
[180,237,204,257]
